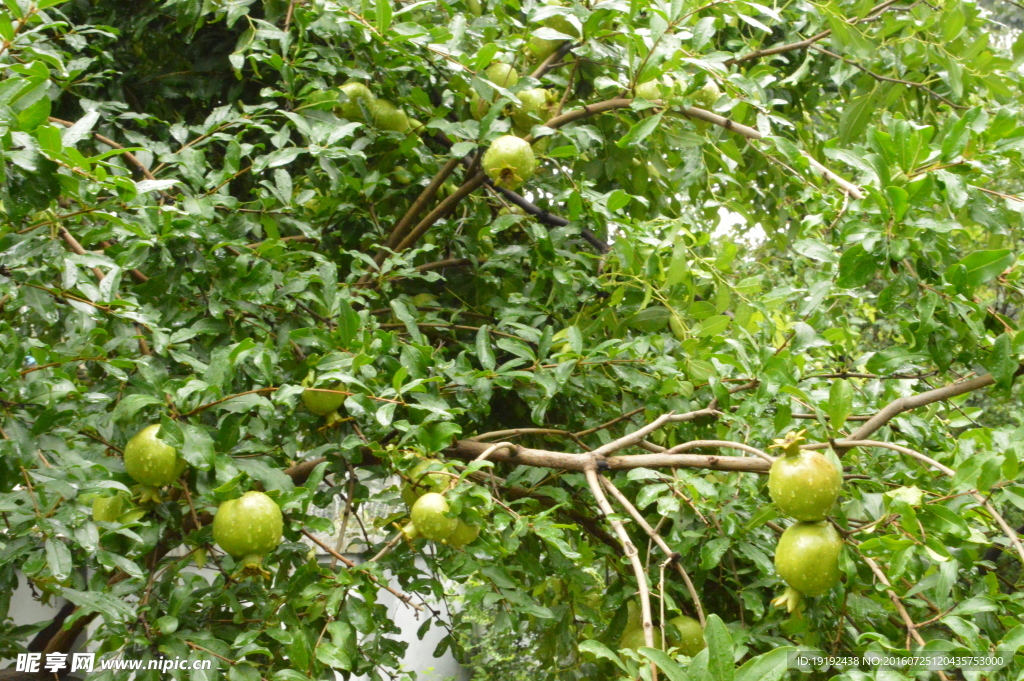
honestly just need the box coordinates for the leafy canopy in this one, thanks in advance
[2,0,1024,679]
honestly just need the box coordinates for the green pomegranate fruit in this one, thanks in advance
[410,492,457,541]
[526,36,560,63]
[469,91,492,121]
[526,11,578,63]
[485,62,519,89]
[768,431,842,521]
[483,135,537,189]
[471,62,521,120]
[213,491,284,560]
[336,82,374,120]
[512,88,554,132]
[302,385,345,416]
[692,81,721,109]
[92,494,125,523]
[445,520,480,548]
[124,425,187,487]
[635,75,682,104]
[667,616,705,657]
[401,459,448,507]
[393,166,413,184]
[619,625,662,651]
[466,0,483,15]
[774,521,843,597]
[370,100,411,132]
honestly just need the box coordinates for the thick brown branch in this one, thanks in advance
[415,257,481,273]
[448,439,770,473]
[838,373,996,452]
[384,157,462,256]
[394,173,487,252]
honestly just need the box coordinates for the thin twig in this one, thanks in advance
[860,554,951,681]
[811,46,965,109]
[301,529,423,611]
[828,439,1024,566]
[665,439,775,464]
[727,0,903,65]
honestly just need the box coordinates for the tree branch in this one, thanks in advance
[837,373,997,453]
[448,438,770,474]
[584,464,658,680]
[860,553,951,681]
[301,529,423,611]
[394,173,487,252]
[726,0,903,66]
[810,46,965,110]
[665,439,774,464]
[48,117,159,183]
[599,476,705,627]
[546,99,864,199]
[831,439,1024,566]
[384,157,462,256]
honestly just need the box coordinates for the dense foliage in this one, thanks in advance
[2,0,1024,679]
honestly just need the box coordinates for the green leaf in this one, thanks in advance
[415,421,462,453]
[477,325,496,370]
[607,189,632,212]
[941,115,971,161]
[390,300,423,344]
[987,333,1017,389]
[885,186,908,222]
[950,249,1014,287]
[375,0,392,32]
[704,614,734,681]
[627,306,671,331]
[700,537,730,570]
[792,238,836,264]
[234,457,295,492]
[864,347,929,374]
[827,379,853,430]
[45,539,72,581]
[638,647,689,681]
[839,91,875,145]
[836,244,877,288]
[697,315,730,337]
[618,111,663,147]
[63,588,136,622]
[735,647,794,681]
[335,299,361,347]
[579,640,628,672]
[112,394,164,423]
[228,663,263,681]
